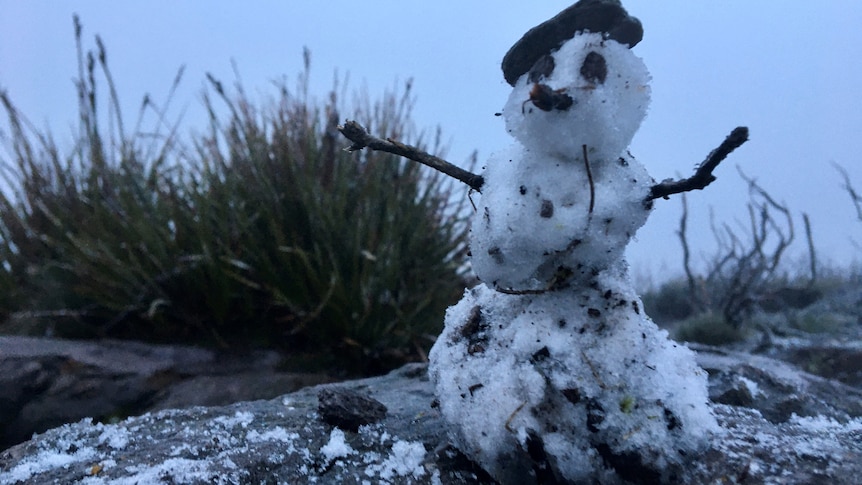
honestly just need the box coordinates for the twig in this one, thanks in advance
[833,162,862,223]
[340,121,749,201]
[648,126,749,201]
[677,193,704,312]
[802,212,817,286]
[338,120,485,192]
[504,402,527,433]
[582,144,595,214]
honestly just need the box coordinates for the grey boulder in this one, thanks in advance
[2,345,862,484]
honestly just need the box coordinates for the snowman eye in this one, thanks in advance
[528,54,556,83]
[580,51,608,85]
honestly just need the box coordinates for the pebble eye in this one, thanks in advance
[528,54,556,83]
[580,51,608,85]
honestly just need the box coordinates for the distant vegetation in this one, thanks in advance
[0,18,470,375]
[643,166,861,345]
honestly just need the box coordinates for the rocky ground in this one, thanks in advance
[0,283,860,483]
[0,336,334,452]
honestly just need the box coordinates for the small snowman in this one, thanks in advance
[429,1,718,483]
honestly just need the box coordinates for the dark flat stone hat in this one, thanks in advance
[501,0,643,86]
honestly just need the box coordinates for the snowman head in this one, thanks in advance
[503,32,651,162]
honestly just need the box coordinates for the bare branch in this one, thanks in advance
[802,213,817,286]
[338,120,485,192]
[833,162,862,223]
[677,193,704,312]
[648,126,749,201]
[737,167,795,279]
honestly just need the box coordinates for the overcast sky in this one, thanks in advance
[2,1,861,286]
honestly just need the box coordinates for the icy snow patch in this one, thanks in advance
[0,410,252,484]
[0,435,97,483]
[212,410,254,428]
[365,440,427,481]
[738,375,764,398]
[246,426,299,444]
[97,425,130,450]
[320,428,354,463]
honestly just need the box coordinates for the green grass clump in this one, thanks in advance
[0,19,469,375]
[672,312,749,346]
[641,277,696,325]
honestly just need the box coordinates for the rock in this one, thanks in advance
[0,363,494,485]
[317,387,388,432]
[693,344,862,423]
[0,336,332,451]
[2,351,862,484]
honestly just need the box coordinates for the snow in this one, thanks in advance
[0,413,251,485]
[0,406,434,484]
[96,426,130,450]
[790,414,862,433]
[245,426,299,444]
[469,32,653,293]
[375,440,427,480]
[104,457,234,485]
[429,28,716,483]
[320,428,354,463]
[470,147,653,291]
[212,410,254,428]
[504,32,650,163]
[738,375,764,398]
[430,279,717,482]
[1,435,97,483]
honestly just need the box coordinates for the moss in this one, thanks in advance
[619,396,635,414]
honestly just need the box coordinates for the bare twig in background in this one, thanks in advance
[676,170,797,327]
[802,213,817,286]
[713,170,794,326]
[338,120,485,192]
[648,126,749,201]
[833,162,862,223]
[677,193,705,312]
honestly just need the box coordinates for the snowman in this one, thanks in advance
[428,1,718,483]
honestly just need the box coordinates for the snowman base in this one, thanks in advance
[429,264,717,484]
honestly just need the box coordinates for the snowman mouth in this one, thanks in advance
[522,83,575,113]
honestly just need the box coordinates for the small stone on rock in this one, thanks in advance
[317,387,387,432]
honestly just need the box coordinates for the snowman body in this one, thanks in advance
[429,33,717,484]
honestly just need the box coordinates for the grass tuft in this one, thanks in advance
[0,22,470,375]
